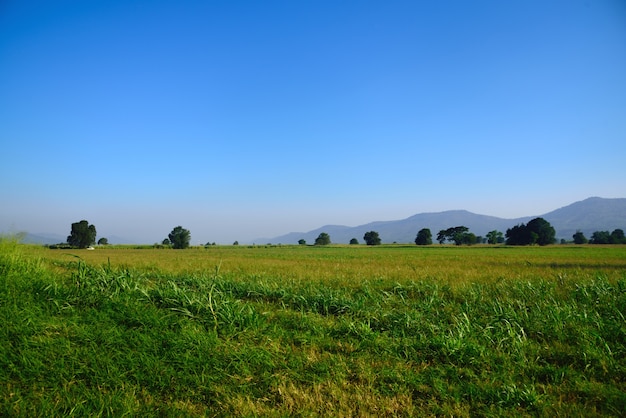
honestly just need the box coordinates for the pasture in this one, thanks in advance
[1,241,625,416]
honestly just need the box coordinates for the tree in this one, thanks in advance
[505,224,532,245]
[97,237,109,246]
[415,228,432,245]
[506,217,555,246]
[314,232,331,246]
[168,226,191,249]
[436,230,447,245]
[437,226,471,245]
[162,238,171,246]
[572,231,587,244]
[486,230,503,244]
[363,231,381,246]
[298,239,306,245]
[610,229,626,244]
[589,231,610,244]
[233,241,239,246]
[458,232,477,245]
[67,220,97,249]
[527,217,556,246]
[349,238,359,245]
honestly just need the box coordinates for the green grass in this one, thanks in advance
[2,239,626,416]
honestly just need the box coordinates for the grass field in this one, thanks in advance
[2,239,625,416]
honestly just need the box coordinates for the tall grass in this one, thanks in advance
[2,240,625,416]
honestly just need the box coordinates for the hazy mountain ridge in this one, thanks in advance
[19,233,135,245]
[259,197,626,244]
[13,197,626,245]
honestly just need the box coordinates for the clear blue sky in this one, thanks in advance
[1,0,625,244]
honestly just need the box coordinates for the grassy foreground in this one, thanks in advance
[1,241,625,416]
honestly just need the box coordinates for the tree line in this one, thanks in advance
[306,217,625,246]
[55,219,626,249]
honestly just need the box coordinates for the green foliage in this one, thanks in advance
[97,237,109,245]
[590,229,626,244]
[506,217,556,246]
[527,217,556,245]
[590,230,610,244]
[437,226,476,245]
[573,231,588,244]
[486,230,504,244]
[67,220,97,248]
[610,229,626,244]
[298,239,306,245]
[349,238,359,245]
[168,226,190,249]
[363,231,381,246]
[414,228,432,245]
[314,232,331,246]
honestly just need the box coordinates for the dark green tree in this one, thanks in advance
[505,224,532,245]
[572,231,587,244]
[436,230,447,244]
[363,231,381,246]
[67,220,97,249]
[610,229,626,244]
[298,239,306,245]
[506,218,555,246]
[486,230,503,244]
[349,238,359,245]
[589,231,610,244]
[162,238,171,246]
[415,228,432,245]
[168,226,191,249]
[97,237,109,246]
[527,217,556,246]
[314,232,331,246]
[457,232,477,245]
[233,241,239,246]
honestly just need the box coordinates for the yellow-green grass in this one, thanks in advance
[2,240,625,416]
[41,244,626,287]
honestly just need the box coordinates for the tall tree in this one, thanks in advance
[168,226,191,249]
[526,217,556,246]
[314,232,331,246]
[363,231,381,246]
[506,218,555,246]
[67,220,97,249]
[572,231,587,244]
[415,228,432,245]
[610,229,626,244]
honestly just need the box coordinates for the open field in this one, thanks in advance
[2,241,625,416]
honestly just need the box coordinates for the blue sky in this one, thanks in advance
[1,0,625,244]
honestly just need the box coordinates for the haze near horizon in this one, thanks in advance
[1,0,625,244]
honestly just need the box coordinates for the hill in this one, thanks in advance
[259,197,626,244]
[541,197,626,240]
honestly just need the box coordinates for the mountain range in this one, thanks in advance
[258,197,626,244]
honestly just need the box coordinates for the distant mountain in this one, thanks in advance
[259,197,626,244]
[22,233,66,245]
[541,197,626,240]
[17,233,135,245]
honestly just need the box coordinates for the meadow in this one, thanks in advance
[1,240,625,416]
